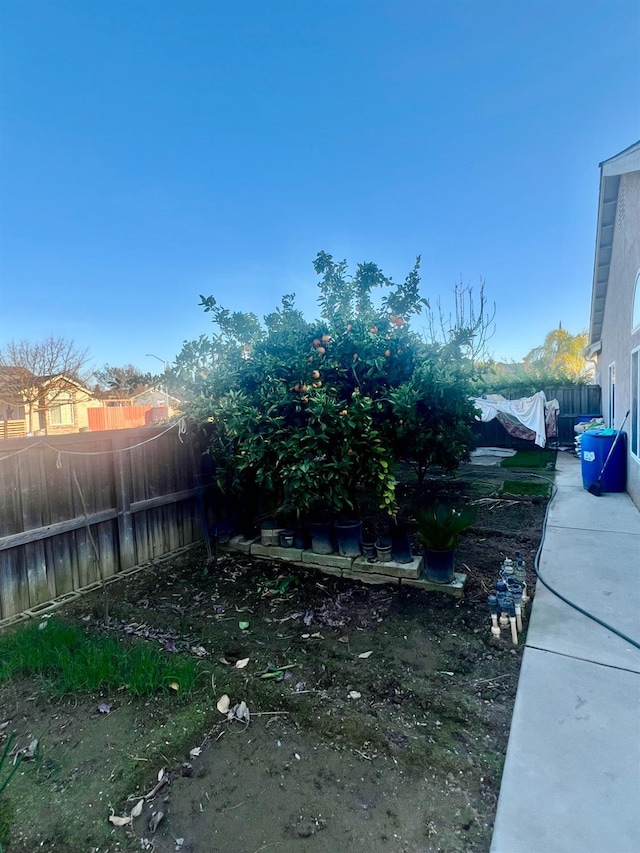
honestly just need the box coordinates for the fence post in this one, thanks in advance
[114,436,136,570]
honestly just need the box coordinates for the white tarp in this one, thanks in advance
[472,391,557,448]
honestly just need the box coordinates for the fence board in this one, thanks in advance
[0,425,210,620]
[87,407,152,432]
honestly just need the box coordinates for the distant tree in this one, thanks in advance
[93,364,151,396]
[0,336,90,432]
[523,326,591,382]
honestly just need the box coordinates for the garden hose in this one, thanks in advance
[528,472,640,651]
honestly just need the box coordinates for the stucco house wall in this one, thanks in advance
[589,143,640,508]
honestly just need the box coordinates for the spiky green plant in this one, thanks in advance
[416,505,476,551]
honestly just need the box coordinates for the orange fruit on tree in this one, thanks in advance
[317,346,326,355]
[312,370,320,379]
[312,338,321,348]
[321,334,331,343]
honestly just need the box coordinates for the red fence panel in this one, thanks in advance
[87,406,152,431]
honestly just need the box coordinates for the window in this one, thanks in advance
[633,270,640,332]
[632,347,639,461]
[49,394,74,425]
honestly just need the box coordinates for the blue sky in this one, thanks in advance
[1,0,638,377]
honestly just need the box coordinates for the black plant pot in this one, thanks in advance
[391,524,413,564]
[310,522,334,555]
[421,548,455,584]
[375,538,393,562]
[334,520,362,557]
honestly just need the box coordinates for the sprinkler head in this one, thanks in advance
[487,594,499,615]
[506,578,523,598]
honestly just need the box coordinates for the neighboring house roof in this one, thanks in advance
[588,140,640,351]
[131,387,181,406]
[0,369,93,401]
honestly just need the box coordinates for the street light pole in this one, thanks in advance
[146,353,170,411]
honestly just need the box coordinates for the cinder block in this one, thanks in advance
[301,551,354,570]
[251,544,303,561]
[225,535,258,554]
[401,572,467,597]
[343,568,399,585]
[295,561,342,577]
[25,591,82,617]
[352,555,422,579]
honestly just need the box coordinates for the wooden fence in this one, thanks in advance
[87,406,153,432]
[1,420,27,440]
[0,424,211,621]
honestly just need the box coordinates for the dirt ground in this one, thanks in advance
[0,465,550,853]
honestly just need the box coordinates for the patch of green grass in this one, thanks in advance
[0,618,200,698]
[500,449,556,469]
[501,480,550,498]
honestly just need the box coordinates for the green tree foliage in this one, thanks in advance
[176,253,485,521]
[93,364,151,396]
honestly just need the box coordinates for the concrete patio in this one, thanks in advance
[491,452,640,852]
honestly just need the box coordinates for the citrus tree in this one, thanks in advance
[175,253,483,523]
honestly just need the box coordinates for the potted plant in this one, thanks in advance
[416,504,475,583]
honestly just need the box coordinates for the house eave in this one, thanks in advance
[589,140,640,347]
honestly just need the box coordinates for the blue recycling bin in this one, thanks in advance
[581,429,627,492]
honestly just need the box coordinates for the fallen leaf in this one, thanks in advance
[337,635,349,644]
[191,645,207,657]
[238,621,250,630]
[294,752,301,760]
[23,739,38,760]
[148,810,164,833]
[217,694,230,714]
[38,621,48,630]
[310,632,324,639]
[218,657,231,666]
[189,746,202,758]
[358,651,373,659]
[109,811,132,827]
[348,691,362,700]
[301,633,310,639]
[235,700,250,723]
[157,767,165,782]
[97,702,112,714]
[168,681,180,692]
[131,799,144,818]
[235,658,250,669]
